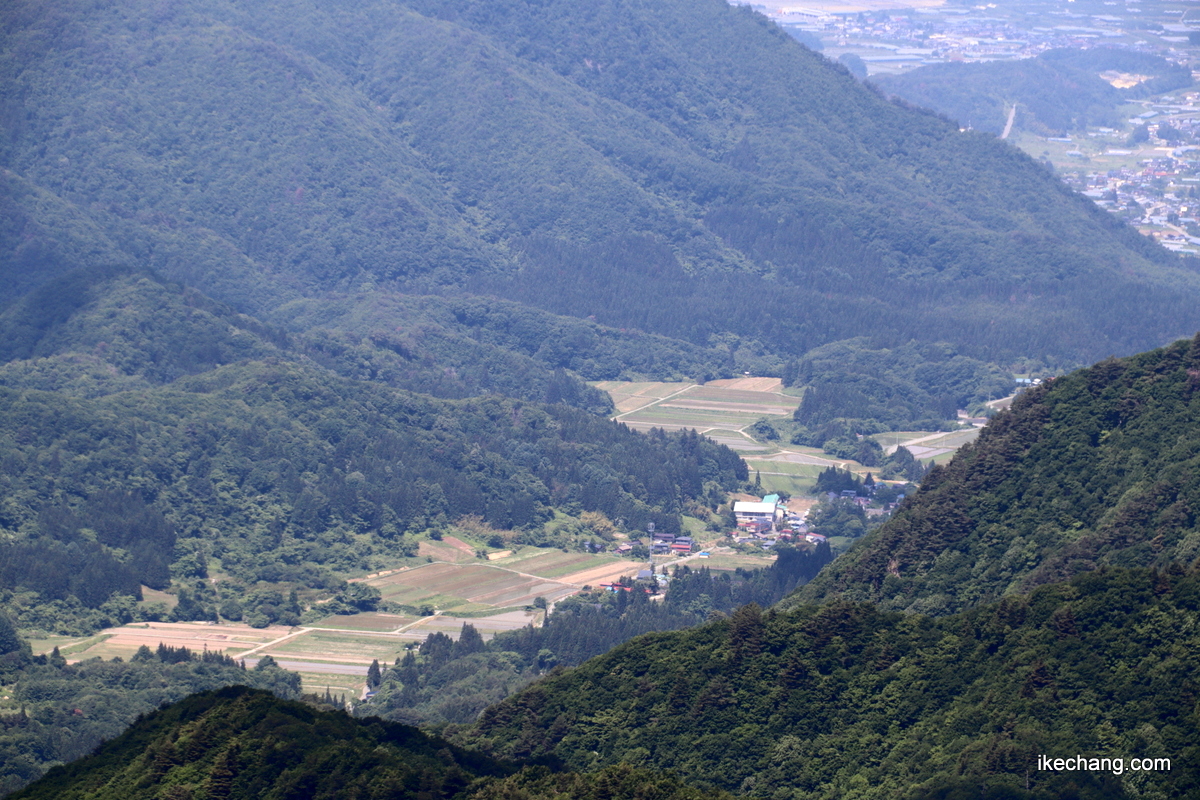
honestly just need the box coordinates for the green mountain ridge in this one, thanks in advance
[8,686,731,800]
[789,333,1200,615]
[461,566,1199,799]
[0,633,302,796]
[4,0,1200,375]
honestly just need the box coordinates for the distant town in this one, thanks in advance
[745,0,1199,75]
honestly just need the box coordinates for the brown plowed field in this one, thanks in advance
[557,560,645,586]
[418,535,477,563]
[705,377,783,392]
[67,621,290,662]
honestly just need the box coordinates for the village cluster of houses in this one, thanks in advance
[612,532,698,557]
[733,494,826,548]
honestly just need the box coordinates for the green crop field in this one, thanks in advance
[308,613,414,631]
[262,630,407,663]
[915,429,981,449]
[497,550,615,579]
[744,459,827,477]
[683,553,776,572]
[366,562,580,610]
[296,672,364,699]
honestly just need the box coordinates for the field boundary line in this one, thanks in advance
[238,627,312,659]
[612,384,696,421]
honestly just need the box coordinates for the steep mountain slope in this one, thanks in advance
[463,567,1199,799]
[789,334,1200,615]
[10,686,731,800]
[3,0,1199,371]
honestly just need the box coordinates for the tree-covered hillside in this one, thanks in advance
[0,269,746,634]
[874,48,1194,137]
[4,0,1199,378]
[462,566,1199,800]
[789,334,1200,615]
[0,264,720,409]
[0,356,743,627]
[9,686,731,800]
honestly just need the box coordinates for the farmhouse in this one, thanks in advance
[734,500,781,532]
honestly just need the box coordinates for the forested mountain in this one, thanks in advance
[6,2,1200,795]
[462,566,1199,799]
[874,49,1194,137]
[789,334,1200,615]
[4,0,1199,382]
[10,686,731,800]
[0,261,754,631]
[0,353,743,631]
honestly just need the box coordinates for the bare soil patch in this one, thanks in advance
[557,560,645,587]
[705,377,783,392]
[67,621,290,662]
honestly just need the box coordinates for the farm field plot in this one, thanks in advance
[28,635,89,656]
[744,458,828,477]
[63,622,290,662]
[557,559,645,587]
[405,610,538,639]
[367,563,577,610]
[683,386,790,404]
[706,377,784,392]
[913,428,980,450]
[592,381,696,399]
[612,395,664,413]
[292,670,364,698]
[620,404,763,431]
[308,613,414,631]
[418,534,477,563]
[871,431,933,449]
[684,553,776,571]
[260,630,411,664]
[702,429,770,452]
[870,427,982,460]
[600,379,799,443]
[497,550,616,579]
